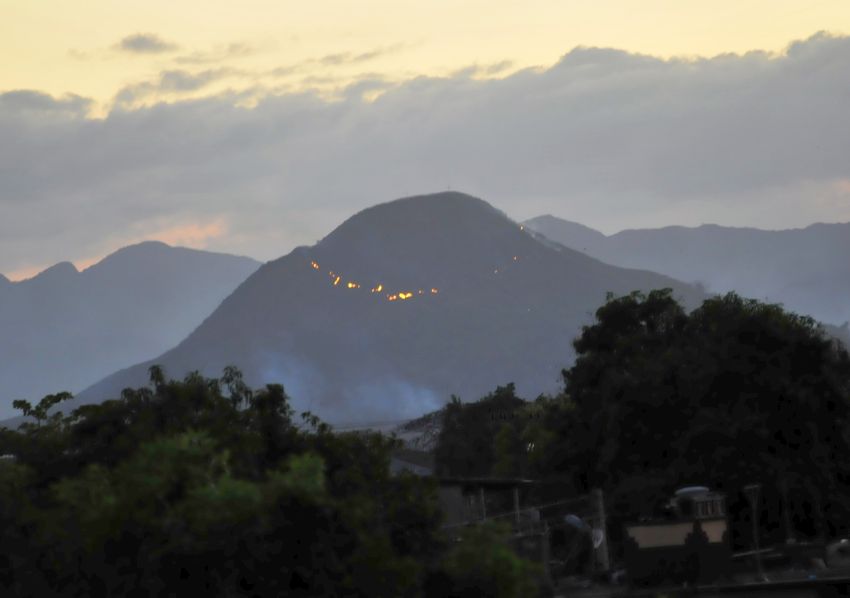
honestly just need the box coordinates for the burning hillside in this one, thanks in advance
[68,192,705,426]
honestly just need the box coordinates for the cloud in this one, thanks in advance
[3,33,850,276]
[114,68,238,105]
[319,44,405,66]
[267,44,407,79]
[0,90,92,118]
[174,43,255,65]
[116,33,178,54]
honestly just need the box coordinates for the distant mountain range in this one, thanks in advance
[525,215,850,327]
[7,194,843,429]
[0,242,259,418]
[64,192,704,426]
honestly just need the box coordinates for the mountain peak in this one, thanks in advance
[82,241,260,279]
[319,191,510,249]
[30,261,79,283]
[83,241,175,271]
[310,191,524,289]
[324,191,503,239]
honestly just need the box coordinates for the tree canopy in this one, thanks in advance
[556,290,850,547]
[0,367,545,597]
[435,290,850,554]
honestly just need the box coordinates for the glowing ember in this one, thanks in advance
[307,252,521,304]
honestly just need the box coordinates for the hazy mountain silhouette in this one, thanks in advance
[525,215,850,326]
[67,192,704,426]
[0,242,259,418]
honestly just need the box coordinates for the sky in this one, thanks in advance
[2,0,850,279]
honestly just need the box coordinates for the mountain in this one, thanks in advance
[525,215,850,326]
[0,242,259,418]
[67,192,704,426]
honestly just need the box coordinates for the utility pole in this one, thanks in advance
[593,488,611,573]
[744,484,768,582]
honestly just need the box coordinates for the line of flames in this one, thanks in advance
[309,253,521,303]
[311,260,436,302]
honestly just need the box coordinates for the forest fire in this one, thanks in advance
[307,251,517,302]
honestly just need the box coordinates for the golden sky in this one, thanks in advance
[3,0,849,108]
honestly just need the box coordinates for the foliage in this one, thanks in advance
[0,367,452,597]
[427,522,545,598]
[433,290,850,556]
[434,385,526,477]
[540,290,850,551]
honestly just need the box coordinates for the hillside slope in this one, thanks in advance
[66,193,703,426]
[525,215,850,326]
[0,242,259,417]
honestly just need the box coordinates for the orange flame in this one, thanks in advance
[347,281,360,289]
[387,294,398,301]
[431,288,438,294]
[311,261,320,270]
[333,276,341,286]
[371,284,383,293]
[399,292,413,300]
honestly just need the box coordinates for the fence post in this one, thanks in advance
[479,487,487,520]
[514,486,521,529]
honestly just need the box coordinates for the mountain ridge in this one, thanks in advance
[0,242,260,418]
[64,191,706,426]
[524,214,850,326]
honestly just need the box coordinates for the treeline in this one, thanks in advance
[435,290,850,556]
[0,368,544,597]
[3,289,849,594]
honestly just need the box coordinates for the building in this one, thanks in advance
[623,486,732,586]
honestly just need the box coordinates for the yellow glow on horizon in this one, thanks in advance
[2,1,849,108]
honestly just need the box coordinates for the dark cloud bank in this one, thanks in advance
[1,32,849,275]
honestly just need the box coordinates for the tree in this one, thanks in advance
[0,367,450,597]
[531,290,850,551]
[434,385,526,477]
[428,521,545,598]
